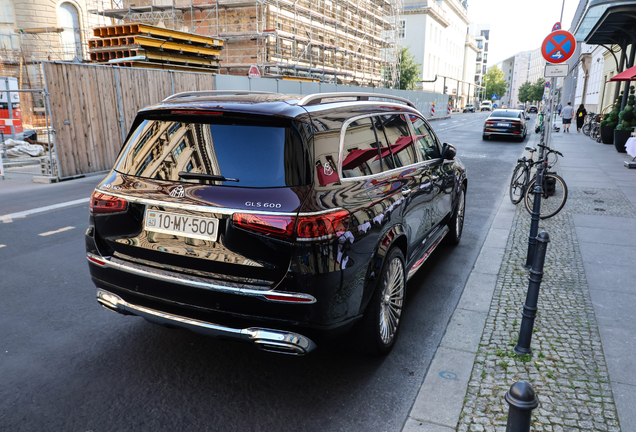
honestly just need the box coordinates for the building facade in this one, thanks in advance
[469,23,489,88]
[402,0,472,107]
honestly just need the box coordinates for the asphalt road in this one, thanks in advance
[0,112,535,431]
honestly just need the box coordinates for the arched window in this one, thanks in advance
[59,3,82,60]
[0,0,16,50]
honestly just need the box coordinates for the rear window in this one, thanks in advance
[115,118,310,187]
[490,110,521,118]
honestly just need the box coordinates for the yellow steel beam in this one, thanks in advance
[89,36,221,57]
[93,24,223,47]
[104,60,218,74]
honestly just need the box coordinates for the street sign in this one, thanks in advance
[248,65,261,78]
[545,82,550,88]
[493,103,498,108]
[544,64,569,77]
[552,22,561,32]
[492,94,497,100]
[541,30,576,64]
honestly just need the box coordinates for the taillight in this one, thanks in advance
[295,210,350,241]
[89,191,128,214]
[232,209,350,242]
[232,213,295,239]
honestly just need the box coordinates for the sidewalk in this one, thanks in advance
[404,124,636,431]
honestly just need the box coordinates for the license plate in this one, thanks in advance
[145,209,219,241]
[496,123,511,127]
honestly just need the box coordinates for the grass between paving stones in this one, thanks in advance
[456,186,629,432]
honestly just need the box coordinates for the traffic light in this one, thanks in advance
[444,86,448,94]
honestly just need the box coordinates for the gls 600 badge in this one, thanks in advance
[245,201,282,209]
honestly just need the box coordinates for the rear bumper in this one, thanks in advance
[97,288,317,355]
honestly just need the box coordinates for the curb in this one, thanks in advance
[402,128,541,431]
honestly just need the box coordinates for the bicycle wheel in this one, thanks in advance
[590,125,599,140]
[524,173,568,219]
[509,163,528,204]
[582,123,591,136]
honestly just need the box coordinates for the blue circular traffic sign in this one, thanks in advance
[541,30,576,64]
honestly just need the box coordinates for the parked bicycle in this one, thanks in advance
[581,112,598,136]
[509,143,568,219]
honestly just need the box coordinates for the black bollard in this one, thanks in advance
[515,231,550,356]
[505,381,539,432]
[525,164,545,269]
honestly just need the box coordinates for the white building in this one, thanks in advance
[573,44,606,112]
[500,56,515,107]
[469,23,490,89]
[528,47,547,85]
[401,0,472,107]
[509,51,531,107]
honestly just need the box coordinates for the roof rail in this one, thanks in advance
[163,90,275,102]
[297,92,417,109]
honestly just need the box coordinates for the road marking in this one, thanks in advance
[0,244,6,249]
[39,226,75,237]
[0,198,90,221]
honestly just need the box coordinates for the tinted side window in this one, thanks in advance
[375,114,417,168]
[411,116,441,160]
[341,117,383,178]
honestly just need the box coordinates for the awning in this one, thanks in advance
[610,65,636,81]
[573,0,636,44]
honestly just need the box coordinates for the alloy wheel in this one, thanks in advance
[379,257,405,345]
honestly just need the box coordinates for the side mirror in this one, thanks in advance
[441,143,457,160]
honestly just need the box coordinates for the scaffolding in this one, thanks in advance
[87,0,403,86]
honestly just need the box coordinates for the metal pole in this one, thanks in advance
[516,231,550,355]
[505,381,539,432]
[1,130,5,158]
[43,90,54,177]
[5,78,15,138]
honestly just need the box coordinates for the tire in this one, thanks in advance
[524,173,568,219]
[509,164,527,204]
[446,183,466,244]
[482,134,489,140]
[582,123,591,136]
[354,247,406,355]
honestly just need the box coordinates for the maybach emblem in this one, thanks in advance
[169,185,185,198]
[323,162,334,176]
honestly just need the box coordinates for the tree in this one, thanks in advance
[530,78,546,103]
[518,81,533,103]
[397,46,421,90]
[482,65,507,100]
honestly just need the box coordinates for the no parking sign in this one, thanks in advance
[541,30,576,64]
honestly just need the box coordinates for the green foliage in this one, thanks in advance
[483,65,508,100]
[601,93,623,128]
[617,86,636,131]
[531,79,546,103]
[397,46,421,91]
[518,81,533,103]
[516,79,546,104]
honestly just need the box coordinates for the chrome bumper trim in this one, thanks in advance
[96,289,317,355]
[87,253,316,304]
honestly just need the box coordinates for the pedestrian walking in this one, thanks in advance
[561,102,574,132]
[557,104,562,116]
[576,104,587,132]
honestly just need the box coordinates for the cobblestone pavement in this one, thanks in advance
[455,176,636,431]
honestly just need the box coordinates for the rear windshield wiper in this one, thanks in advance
[178,171,239,183]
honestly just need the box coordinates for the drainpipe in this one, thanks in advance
[614,39,628,102]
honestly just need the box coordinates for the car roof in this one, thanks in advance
[139,92,420,120]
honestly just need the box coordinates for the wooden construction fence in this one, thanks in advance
[43,62,215,179]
